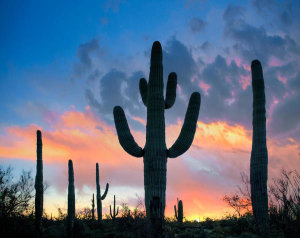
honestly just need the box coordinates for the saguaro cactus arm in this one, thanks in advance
[165,72,177,109]
[101,183,109,200]
[109,205,119,218]
[139,78,148,106]
[174,205,178,219]
[168,92,201,158]
[113,106,144,157]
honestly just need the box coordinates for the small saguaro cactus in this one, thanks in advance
[113,41,201,219]
[250,60,269,237]
[96,163,109,221]
[109,195,119,220]
[174,199,183,223]
[67,159,75,237]
[35,130,43,234]
[92,193,95,220]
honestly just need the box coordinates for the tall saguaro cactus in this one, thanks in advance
[96,163,109,221]
[174,199,183,223]
[35,130,43,234]
[250,60,269,237]
[113,41,201,218]
[67,160,75,237]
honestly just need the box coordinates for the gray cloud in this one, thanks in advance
[251,0,299,29]
[76,31,299,140]
[199,55,252,126]
[73,39,101,76]
[269,73,300,136]
[85,38,201,128]
[85,69,146,129]
[105,0,125,13]
[223,6,300,65]
[222,3,300,137]
[188,17,207,33]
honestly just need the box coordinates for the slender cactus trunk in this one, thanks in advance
[67,160,75,238]
[250,60,269,237]
[92,193,95,220]
[144,43,167,218]
[35,130,43,236]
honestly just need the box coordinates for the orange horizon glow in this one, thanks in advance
[0,106,299,220]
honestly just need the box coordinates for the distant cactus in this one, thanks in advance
[113,41,201,219]
[174,199,183,223]
[92,193,95,220]
[96,163,109,221]
[250,60,269,237]
[35,130,43,234]
[109,195,119,220]
[67,160,75,237]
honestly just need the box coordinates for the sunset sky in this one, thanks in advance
[1,0,300,220]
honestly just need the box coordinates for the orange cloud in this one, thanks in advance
[0,106,299,219]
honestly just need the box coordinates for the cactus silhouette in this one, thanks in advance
[250,60,269,237]
[174,199,183,223]
[109,195,119,220]
[113,41,201,218]
[92,193,95,220]
[35,130,43,234]
[67,160,75,237]
[96,163,109,221]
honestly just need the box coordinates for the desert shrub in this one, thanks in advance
[0,166,34,218]
[202,217,214,229]
[269,169,300,237]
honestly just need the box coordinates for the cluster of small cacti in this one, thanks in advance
[174,199,183,223]
[32,41,269,237]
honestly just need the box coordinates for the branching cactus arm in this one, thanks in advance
[101,183,109,200]
[168,92,201,158]
[165,72,177,109]
[113,106,144,157]
[139,78,148,107]
[174,205,178,220]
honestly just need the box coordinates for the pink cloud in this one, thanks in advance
[269,56,285,67]
[198,80,211,95]
[278,74,287,84]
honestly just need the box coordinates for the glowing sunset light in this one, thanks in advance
[1,2,300,233]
